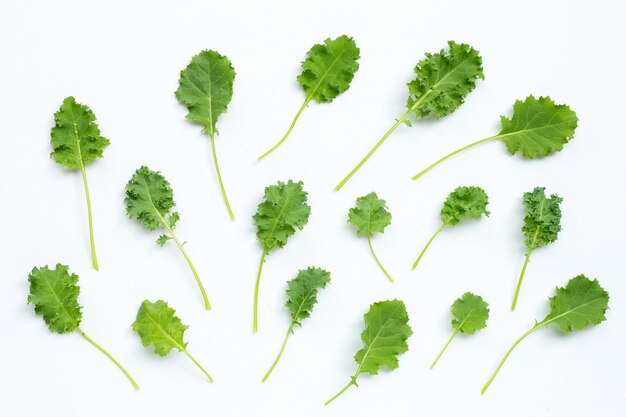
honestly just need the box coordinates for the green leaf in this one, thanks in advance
[297,35,360,103]
[407,41,484,119]
[441,186,490,226]
[285,267,331,325]
[347,192,395,282]
[28,264,139,388]
[50,96,108,270]
[175,50,235,136]
[335,41,483,191]
[354,299,413,375]
[325,300,412,405]
[430,292,489,369]
[482,275,609,394]
[413,186,489,271]
[253,180,311,251]
[175,50,236,220]
[28,264,82,333]
[125,166,176,232]
[512,187,563,310]
[499,96,578,158]
[451,292,489,334]
[132,300,188,356]
[50,96,110,169]
[411,96,578,182]
[522,187,563,250]
[544,275,609,333]
[261,267,331,382]
[258,35,360,161]
[125,166,210,310]
[348,192,391,238]
[132,300,213,381]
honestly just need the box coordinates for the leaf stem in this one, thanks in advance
[76,327,139,389]
[209,131,235,221]
[411,135,500,181]
[253,248,268,333]
[334,108,413,191]
[367,236,394,283]
[511,249,533,311]
[165,222,210,310]
[261,321,295,382]
[480,322,542,394]
[324,378,357,406]
[430,329,459,369]
[80,165,99,270]
[412,223,446,270]
[258,97,311,160]
[181,348,214,382]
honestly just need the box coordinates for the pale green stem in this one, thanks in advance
[209,130,235,221]
[511,249,533,311]
[334,108,413,191]
[412,223,446,270]
[430,329,459,369]
[80,165,99,270]
[481,322,543,394]
[367,236,394,283]
[181,348,214,382]
[161,216,210,310]
[77,327,139,389]
[411,135,500,181]
[258,97,312,160]
[324,378,357,406]
[253,248,268,333]
[261,322,295,382]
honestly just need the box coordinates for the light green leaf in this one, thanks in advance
[297,35,360,103]
[354,300,413,375]
[451,292,489,334]
[132,300,188,356]
[325,300,412,405]
[482,275,609,394]
[253,180,311,252]
[544,275,609,333]
[348,192,391,237]
[50,96,110,169]
[132,300,213,381]
[500,96,578,158]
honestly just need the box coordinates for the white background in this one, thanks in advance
[1,0,624,416]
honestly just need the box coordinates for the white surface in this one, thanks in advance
[1,0,625,416]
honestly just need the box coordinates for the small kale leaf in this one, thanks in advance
[262,267,331,382]
[482,275,608,394]
[348,192,394,282]
[413,186,489,270]
[132,300,213,381]
[325,299,412,405]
